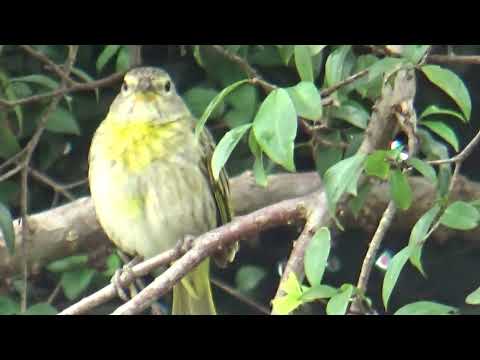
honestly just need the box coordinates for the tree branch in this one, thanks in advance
[110,194,312,315]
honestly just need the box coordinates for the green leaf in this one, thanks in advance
[0,202,15,255]
[349,183,372,219]
[421,65,471,121]
[420,120,459,152]
[0,181,19,204]
[11,74,59,89]
[71,67,100,103]
[271,293,303,315]
[116,46,131,73]
[276,45,295,65]
[419,105,465,123]
[307,45,327,56]
[286,81,322,121]
[61,268,96,300]
[45,107,81,135]
[314,130,343,178]
[4,84,23,133]
[96,45,121,73]
[408,205,441,276]
[365,151,390,180]
[394,301,457,315]
[304,228,331,287]
[253,88,297,172]
[470,199,480,212]
[407,158,437,184]
[401,45,430,64]
[22,303,58,315]
[46,255,89,273]
[353,54,383,100]
[389,170,413,211]
[325,46,353,88]
[103,253,122,278]
[235,265,267,293]
[195,79,250,137]
[249,46,283,67]
[326,284,354,315]
[0,125,21,159]
[0,296,20,315]
[466,286,480,305]
[301,285,338,302]
[225,83,258,117]
[279,272,303,298]
[211,123,252,181]
[330,101,369,129]
[324,153,367,212]
[271,272,303,315]
[294,45,314,82]
[367,57,407,82]
[184,87,224,119]
[383,246,412,310]
[248,130,268,187]
[440,201,480,231]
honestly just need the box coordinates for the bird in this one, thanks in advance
[88,66,238,314]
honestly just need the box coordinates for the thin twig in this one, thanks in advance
[0,162,25,183]
[19,45,76,86]
[0,71,125,109]
[47,282,62,305]
[19,45,79,312]
[109,194,311,315]
[59,246,185,315]
[211,277,270,315]
[0,149,26,173]
[429,128,480,165]
[28,167,75,201]
[62,178,88,190]
[320,69,369,97]
[353,201,397,313]
[428,55,480,65]
[209,45,260,79]
[271,192,328,314]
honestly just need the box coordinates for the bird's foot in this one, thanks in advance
[111,255,142,302]
[176,234,196,253]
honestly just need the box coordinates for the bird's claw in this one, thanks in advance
[111,256,141,302]
[177,235,196,253]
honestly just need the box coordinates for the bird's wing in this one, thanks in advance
[198,127,238,267]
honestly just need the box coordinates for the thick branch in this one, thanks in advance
[110,194,313,315]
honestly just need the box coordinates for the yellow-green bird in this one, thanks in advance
[88,67,238,315]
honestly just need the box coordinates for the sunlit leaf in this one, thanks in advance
[294,45,314,82]
[326,284,354,315]
[304,228,331,287]
[421,65,471,121]
[440,201,480,231]
[253,88,297,172]
[420,120,459,152]
[211,123,252,180]
[389,170,412,211]
[383,246,412,310]
[195,79,250,137]
[324,153,367,213]
[96,45,121,73]
[394,301,457,315]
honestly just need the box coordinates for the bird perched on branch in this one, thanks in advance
[88,67,238,314]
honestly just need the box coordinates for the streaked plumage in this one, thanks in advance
[88,67,237,314]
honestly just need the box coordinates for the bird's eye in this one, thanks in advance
[164,80,171,92]
[122,82,129,92]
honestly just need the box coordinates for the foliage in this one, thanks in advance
[1,45,480,315]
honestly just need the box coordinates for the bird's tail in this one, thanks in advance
[172,258,216,315]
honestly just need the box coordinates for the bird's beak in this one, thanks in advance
[137,78,153,92]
